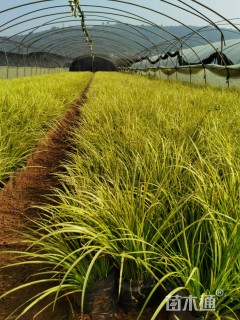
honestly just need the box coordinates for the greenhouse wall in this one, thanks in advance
[121,64,240,90]
[0,66,69,79]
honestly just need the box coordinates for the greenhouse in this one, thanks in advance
[1,1,240,87]
[0,1,239,320]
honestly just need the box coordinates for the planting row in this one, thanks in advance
[0,72,92,185]
[2,72,240,319]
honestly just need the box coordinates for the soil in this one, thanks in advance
[0,75,225,320]
[0,78,92,320]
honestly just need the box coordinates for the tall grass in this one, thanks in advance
[1,72,239,319]
[0,72,92,185]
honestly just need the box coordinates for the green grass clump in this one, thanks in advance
[2,72,239,319]
[0,72,92,185]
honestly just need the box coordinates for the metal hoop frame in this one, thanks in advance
[0,1,239,68]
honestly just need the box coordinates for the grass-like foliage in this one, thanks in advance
[1,72,240,319]
[0,72,92,185]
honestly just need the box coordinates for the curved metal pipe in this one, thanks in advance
[1,1,239,69]
[23,27,155,59]
[2,11,183,66]
[22,23,159,57]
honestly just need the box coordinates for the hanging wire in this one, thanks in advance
[68,0,94,70]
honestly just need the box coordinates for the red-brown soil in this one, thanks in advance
[0,76,202,320]
[0,105,78,245]
[0,78,93,319]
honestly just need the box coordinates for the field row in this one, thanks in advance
[1,72,240,319]
[0,72,92,185]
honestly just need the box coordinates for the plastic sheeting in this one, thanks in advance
[133,39,240,68]
[2,1,240,69]
[0,67,68,79]
[121,64,240,90]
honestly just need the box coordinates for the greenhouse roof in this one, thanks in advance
[1,1,240,68]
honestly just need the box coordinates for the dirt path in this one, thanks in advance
[0,76,93,320]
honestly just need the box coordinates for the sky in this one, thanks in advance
[1,0,240,37]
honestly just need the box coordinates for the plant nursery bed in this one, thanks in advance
[1,73,239,320]
[0,82,174,320]
[0,98,198,320]
[0,80,92,320]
